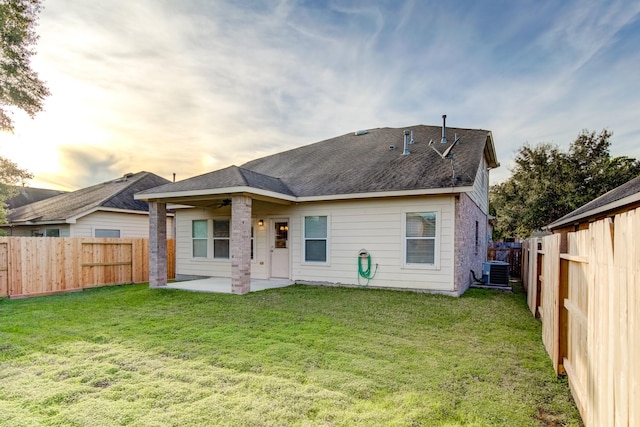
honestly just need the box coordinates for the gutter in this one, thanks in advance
[135,185,475,204]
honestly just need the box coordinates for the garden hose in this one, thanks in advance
[357,252,378,286]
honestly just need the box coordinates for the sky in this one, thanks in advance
[2,0,640,191]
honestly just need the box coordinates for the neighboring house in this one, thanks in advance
[546,175,640,250]
[136,120,500,295]
[4,186,67,210]
[2,172,174,238]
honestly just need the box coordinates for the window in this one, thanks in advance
[475,221,479,255]
[192,220,208,258]
[405,212,436,265]
[304,216,328,263]
[213,219,230,259]
[95,229,120,238]
[45,228,60,237]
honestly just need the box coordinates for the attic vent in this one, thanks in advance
[113,172,136,183]
[354,130,368,136]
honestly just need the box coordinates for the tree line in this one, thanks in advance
[490,129,640,239]
[1,1,640,240]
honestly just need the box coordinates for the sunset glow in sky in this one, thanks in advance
[2,0,640,190]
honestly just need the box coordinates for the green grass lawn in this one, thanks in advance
[0,283,581,426]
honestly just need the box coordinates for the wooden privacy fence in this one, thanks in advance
[0,237,175,299]
[523,209,639,427]
[487,243,523,277]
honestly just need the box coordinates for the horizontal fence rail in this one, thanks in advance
[522,208,639,427]
[0,237,175,299]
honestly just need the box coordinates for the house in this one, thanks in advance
[2,172,174,238]
[136,119,500,295]
[546,175,640,250]
[4,186,67,210]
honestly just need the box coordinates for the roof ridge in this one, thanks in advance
[96,171,150,207]
[237,166,295,196]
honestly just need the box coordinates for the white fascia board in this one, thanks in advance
[19,220,65,226]
[548,192,640,229]
[65,207,174,224]
[134,186,297,203]
[295,186,473,202]
[167,204,194,210]
[136,185,473,205]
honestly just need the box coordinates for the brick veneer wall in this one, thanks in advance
[231,195,252,294]
[453,193,487,294]
[149,201,167,287]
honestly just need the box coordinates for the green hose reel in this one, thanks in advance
[357,249,378,286]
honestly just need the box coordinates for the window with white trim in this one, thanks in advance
[304,215,328,263]
[213,219,230,259]
[405,212,437,265]
[95,229,120,238]
[45,228,60,237]
[192,220,208,258]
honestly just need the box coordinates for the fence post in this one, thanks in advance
[558,256,569,375]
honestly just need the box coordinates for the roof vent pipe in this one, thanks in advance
[441,114,447,144]
[402,130,410,155]
[410,130,415,144]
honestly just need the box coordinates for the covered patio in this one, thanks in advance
[165,277,295,294]
[134,166,297,295]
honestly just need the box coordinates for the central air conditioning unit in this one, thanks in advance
[482,261,510,286]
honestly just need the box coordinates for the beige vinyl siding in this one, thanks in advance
[289,196,455,291]
[175,207,232,278]
[467,157,489,214]
[174,195,456,291]
[71,211,174,238]
[174,203,288,280]
[1,225,70,237]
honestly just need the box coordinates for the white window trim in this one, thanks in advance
[44,228,60,237]
[191,219,209,259]
[301,214,330,266]
[250,219,256,262]
[94,229,121,238]
[401,209,440,270]
[212,218,231,260]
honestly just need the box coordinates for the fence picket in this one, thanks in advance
[0,237,174,299]
[524,208,640,427]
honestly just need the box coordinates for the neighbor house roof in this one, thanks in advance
[547,175,640,230]
[7,172,171,225]
[5,187,67,210]
[137,124,498,203]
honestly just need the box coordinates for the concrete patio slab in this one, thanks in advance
[163,277,295,294]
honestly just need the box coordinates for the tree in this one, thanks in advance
[0,155,32,224]
[0,0,50,132]
[490,129,640,239]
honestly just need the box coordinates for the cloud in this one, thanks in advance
[2,0,639,191]
[37,145,123,190]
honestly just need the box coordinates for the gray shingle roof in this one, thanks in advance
[139,166,294,196]
[5,187,67,209]
[138,124,496,200]
[547,175,640,229]
[8,172,171,224]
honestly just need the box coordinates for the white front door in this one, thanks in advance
[270,218,289,278]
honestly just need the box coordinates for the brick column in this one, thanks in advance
[231,195,252,294]
[149,201,167,288]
